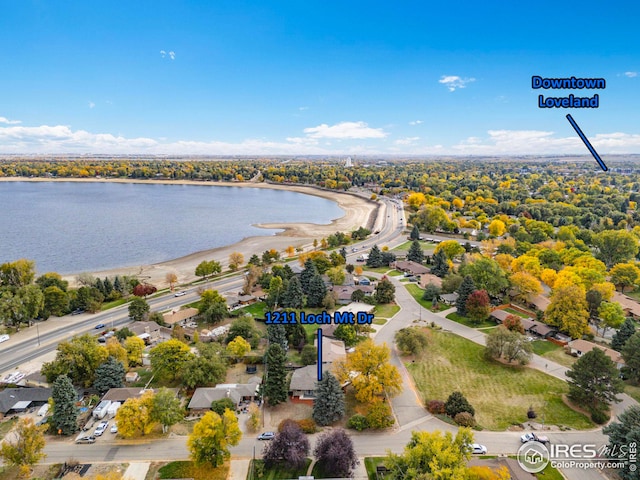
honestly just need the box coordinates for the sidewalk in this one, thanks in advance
[123,462,150,480]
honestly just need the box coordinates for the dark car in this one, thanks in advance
[95,323,105,329]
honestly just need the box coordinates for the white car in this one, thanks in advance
[174,291,186,297]
[110,424,118,434]
[471,443,487,454]
[93,421,109,437]
[0,334,9,343]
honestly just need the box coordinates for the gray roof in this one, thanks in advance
[188,380,261,410]
[128,321,162,336]
[0,388,52,414]
[102,387,179,403]
[289,365,328,392]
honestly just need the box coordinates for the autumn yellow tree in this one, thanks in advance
[334,339,401,403]
[510,254,542,277]
[165,272,178,291]
[188,409,241,467]
[545,285,590,338]
[105,337,128,368]
[285,245,295,258]
[509,271,542,303]
[488,219,506,237]
[228,252,244,270]
[435,240,465,260]
[540,268,558,288]
[0,417,47,478]
[124,335,145,366]
[226,336,251,361]
[115,391,156,438]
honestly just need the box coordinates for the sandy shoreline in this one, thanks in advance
[1,177,380,288]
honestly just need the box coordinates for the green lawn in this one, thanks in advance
[408,329,593,431]
[373,318,387,325]
[405,284,449,312]
[624,383,640,404]
[158,461,228,480]
[236,302,268,318]
[249,459,311,480]
[530,341,576,368]
[387,270,403,277]
[530,340,560,356]
[503,307,534,318]
[364,457,390,480]
[101,298,129,310]
[0,417,18,440]
[391,240,437,253]
[374,304,400,318]
[446,312,496,329]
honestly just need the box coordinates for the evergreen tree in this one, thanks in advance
[603,406,640,480]
[381,251,397,266]
[306,275,327,308]
[567,348,624,411]
[264,344,288,406]
[444,391,475,418]
[431,249,450,277]
[312,372,345,426]
[285,322,307,352]
[422,283,441,302]
[375,277,396,304]
[406,240,424,263]
[267,324,288,352]
[94,357,125,395]
[621,332,640,383]
[456,276,476,316]
[51,374,78,435]
[300,258,319,294]
[366,245,383,268]
[113,275,124,294]
[281,276,304,309]
[410,224,420,241]
[103,277,114,298]
[339,247,347,261]
[612,318,636,351]
[248,254,261,266]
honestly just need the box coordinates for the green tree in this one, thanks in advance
[406,240,424,263]
[430,249,450,278]
[300,344,317,365]
[455,275,476,316]
[410,225,420,241]
[180,352,228,389]
[567,348,624,411]
[41,334,108,387]
[586,289,603,320]
[149,339,194,382]
[0,417,47,475]
[412,205,449,233]
[598,302,625,337]
[188,410,241,467]
[610,262,640,291]
[198,289,228,323]
[385,429,474,480]
[51,374,78,436]
[422,283,441,303]
[485,326,533,364]
[306,274,327,308]
[395,326,429,356]
[195,260,222,280]
[267,324,288,352]
[226,316,259,348]
[461,257,508,297]
[366,244,384,268]
[444,391,475,418]
[35,272,68,291]
[151,387,183,433]
[334,324,358,347]
[264,344,288,406]
[593,230,639,268]
[375,277,396,304]
[266,276,284,309]
[93,357,125,395]
[128,296,150,321]
[281,276,304,309]
[327,266,346,286]
[602,405,640,480]
[545,285,590,339]
[0,259,36,288]
[622,332,640,384]
[42,286,69,318]
[612,318,636,351]
[300,258,319,294]
[210,398,236,416]
[312,372,345,426]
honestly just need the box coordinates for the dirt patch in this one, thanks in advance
[226,362,265,384]
[267,402,313,429]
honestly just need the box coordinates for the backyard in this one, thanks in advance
[407,329,593,431]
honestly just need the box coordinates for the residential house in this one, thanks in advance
[314,336,346,364]
[128,321,163,344]
[162,307,199,326]
[0,388,53,417]
[101,387,179,403]
[187,377,262,415]
[568,339,625,369]
[419,274,443,289]
[613,292,640,319]
[439,293,459,305]
[224,294,257,310]
[289,365,329,401]
[392,260,430,277]
[333,285,375,305]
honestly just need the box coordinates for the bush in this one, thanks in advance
[454,412,476,427]
[427,400,446,414]
[296,418,317,434]
[277,418,299,432]
[591,408,610,425]
[527,407,537,419]
[346,414,368,431]
[365,402,394,429]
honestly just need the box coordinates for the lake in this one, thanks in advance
[0,181,344,274]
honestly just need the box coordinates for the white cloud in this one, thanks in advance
[88,102,95,109]
[439,75,475,92]
[625,71,638,78]
[0,116,21,125]
[409,120,423,125]
[303,121,387,139]
[298,106,308,111]
[395,136,420,145]
[169,51,175,60]
[160,50,166,57]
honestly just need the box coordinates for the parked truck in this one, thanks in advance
[92,400,112,420]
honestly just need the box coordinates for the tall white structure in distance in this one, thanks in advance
[344,156,353,167]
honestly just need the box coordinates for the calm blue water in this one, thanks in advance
[0,182,344,274]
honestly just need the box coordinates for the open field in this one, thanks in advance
[156,460,229,480]
[531,341,576,368]
[374,303,400,319]
[407,329,593,431]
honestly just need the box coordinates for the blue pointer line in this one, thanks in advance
[317,328,323,381]
[566,114,608,171]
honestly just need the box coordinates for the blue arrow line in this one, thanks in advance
[566,114,608,171]
[317,328,323,381]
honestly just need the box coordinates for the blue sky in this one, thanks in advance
[0,0,638,155]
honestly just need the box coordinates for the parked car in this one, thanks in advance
[95,323,105,329]
[110,424,118,434]
[258,432,275,440]
[521,432,549,444]
[471,443,488,454]
[94,421,109,436]
[174,291,186,297]
[0,334,9,343]
[75,435,96,444]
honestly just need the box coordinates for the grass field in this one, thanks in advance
[446,312,496,329]
[391,240,437,253]
[531,342,576,368]
[364,457,389,480]
[530,340,559,356]
[405,284,449,312]
[407,329,593,431]
[157,461,229,480]
[249,459,311,480]
[374,304,400,318]
[624,383,640,404]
